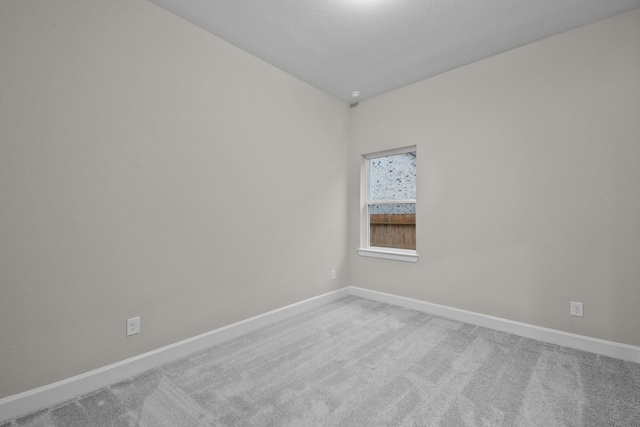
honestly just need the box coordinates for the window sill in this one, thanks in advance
[357,248,419,263]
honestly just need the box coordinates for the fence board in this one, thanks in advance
[370,214,416,250]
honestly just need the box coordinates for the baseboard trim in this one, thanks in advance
[0,287,350,423]
[3,285,639,422]
[348,286,640,364]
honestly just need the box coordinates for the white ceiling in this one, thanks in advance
[148,0,640,104]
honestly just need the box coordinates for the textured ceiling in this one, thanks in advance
[148,0,640,104]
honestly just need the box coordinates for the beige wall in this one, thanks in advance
[349,9,640,347]
[0,0,349,398]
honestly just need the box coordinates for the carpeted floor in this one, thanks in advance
[4,296,640,426]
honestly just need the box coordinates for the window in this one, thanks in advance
[358,146,418,262]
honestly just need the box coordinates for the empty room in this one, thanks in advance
[1,0,639,425]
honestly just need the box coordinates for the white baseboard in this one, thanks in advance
[349,286,640,364]
[0,287,350,423]
[3,285,639,423]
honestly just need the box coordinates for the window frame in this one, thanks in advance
[358,145,418,263]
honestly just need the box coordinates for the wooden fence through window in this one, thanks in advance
[370,214,416,250]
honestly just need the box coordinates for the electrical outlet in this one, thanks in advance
[570,302,583,317]
[127,316,140,336]
[331,269,336,280]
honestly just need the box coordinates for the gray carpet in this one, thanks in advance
[4,296,640,426]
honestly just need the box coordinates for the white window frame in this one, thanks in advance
[358,145,418,263]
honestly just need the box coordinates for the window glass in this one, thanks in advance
[368,203,416,250]
[366,151,416,251]
[369,153,416,201]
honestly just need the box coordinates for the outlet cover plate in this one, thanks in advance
[127,316,140,336]
[570,302,583,317]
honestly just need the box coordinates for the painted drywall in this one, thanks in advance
[0,0,350,398]
[349,9,640,347]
